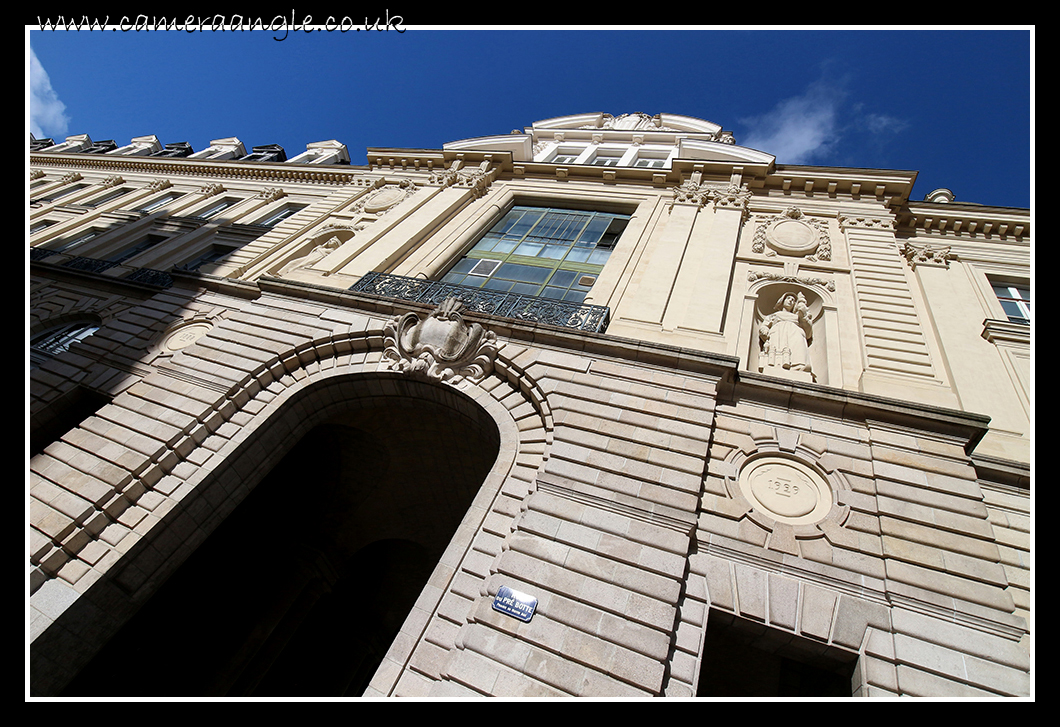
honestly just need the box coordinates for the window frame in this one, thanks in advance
[991,280,1031,324]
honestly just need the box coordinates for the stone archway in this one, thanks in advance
[61,373,503,697]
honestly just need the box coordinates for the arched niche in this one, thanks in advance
[272,226,359,277]
[749,283,829,385]
[59,372,509,697]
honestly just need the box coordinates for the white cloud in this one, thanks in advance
[739,80,845,165]
[860,112,910,136]
[738,72,912,166]
[29,47,70,140]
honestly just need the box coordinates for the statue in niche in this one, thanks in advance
[279,235,343,276]
[759,291,814,378]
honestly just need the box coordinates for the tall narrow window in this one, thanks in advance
[992,282,1031,324]
[137,192,183,213]
[35,183,88,204]
[106,234,168,264]
[441,206,629,304]
[255,204,305,227]
[194,198,239,220]
[83,187,132,208]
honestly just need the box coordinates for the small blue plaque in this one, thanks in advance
[492,586,538,623]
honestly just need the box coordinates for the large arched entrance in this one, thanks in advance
[62,373,501,697]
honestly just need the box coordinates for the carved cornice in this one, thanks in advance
[100,175,125,188]
[30,152,365,186]
[898,203,1029,240]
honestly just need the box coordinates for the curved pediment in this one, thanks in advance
[443,133,534,161]
[678,137,776,165]
[531,112,723,135]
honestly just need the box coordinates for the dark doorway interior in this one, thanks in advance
[696,609,857,697]
[62,381,500,697]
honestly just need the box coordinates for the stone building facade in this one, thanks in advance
[29,113,1031,698]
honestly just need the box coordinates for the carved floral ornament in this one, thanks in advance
[901,242,955,269]
[747,271,836,292]
[427,159,496,196]
[382,297,499,386]
[671,179,751,211]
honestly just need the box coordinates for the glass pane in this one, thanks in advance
[449,258,478,275]
[588,248,612,265]
[577,217,609,244]
[548,270,577,288]
[1001,300,1026,320]
[539,244,567,260]
[473,234,498,252]
[514,241,544,257]
[508,209,544,237]
[496,262,551,285]
[565,247,592,263]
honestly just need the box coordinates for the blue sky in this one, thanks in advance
[28,26,1033,208]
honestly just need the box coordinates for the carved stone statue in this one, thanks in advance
[759,291,814,377]
[279,236,342,276]
[382,297,498,385]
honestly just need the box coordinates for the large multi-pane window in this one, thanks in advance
[441,206,629,304]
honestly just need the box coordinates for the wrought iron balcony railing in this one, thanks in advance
[349,271,611,333]
[30,249,174,288]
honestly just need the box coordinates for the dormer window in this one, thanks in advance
[591,152,622,167]
[634,156,667,169]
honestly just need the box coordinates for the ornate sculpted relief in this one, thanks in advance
[427,160,495,197]
[353,179,417,215]
[902,242,954,269]
[671,177,751,213]
[752,207,831,260]
[256,187,287,203]
[382,297,499,386]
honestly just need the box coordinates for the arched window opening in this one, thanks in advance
[61,375,502,697]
